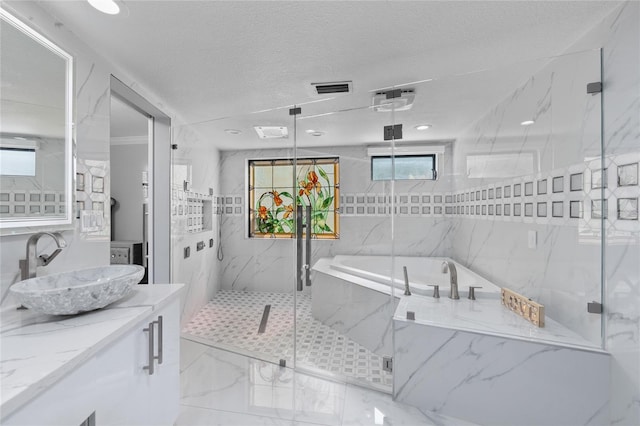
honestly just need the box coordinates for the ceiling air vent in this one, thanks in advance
[311,81,353,95]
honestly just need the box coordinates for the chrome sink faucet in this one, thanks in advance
[19,232,67,281]
[441,260,459,299]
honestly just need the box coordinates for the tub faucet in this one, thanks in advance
[441,260,459,299]
[19,232,67,281]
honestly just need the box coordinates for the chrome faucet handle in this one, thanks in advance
[402,266,411,296]
[427,284,440,299]
[39,248,64,266]
[468,286,483,300]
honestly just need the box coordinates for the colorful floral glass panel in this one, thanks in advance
[249,158,339,239]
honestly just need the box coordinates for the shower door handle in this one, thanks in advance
[296,205,304,291]
[305,205,312,286]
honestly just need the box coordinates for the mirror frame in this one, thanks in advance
[0,8,74,234]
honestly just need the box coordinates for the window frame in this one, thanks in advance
[0,147,37,177]
[247,156,340,239]
[370,153,437,181]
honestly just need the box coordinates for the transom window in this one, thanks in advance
[371,154,436,181]
[248,157,339,239]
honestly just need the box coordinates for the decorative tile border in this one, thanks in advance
[171,187,214,233]
[0,190,65,218]
[215,154,639,231]
[76,159,109,238]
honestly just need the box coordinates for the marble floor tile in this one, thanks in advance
[341,384,476,426]
[182,290,392,390]
[180,341,345,425]
[177,405,296,426]
[179,341,476,426]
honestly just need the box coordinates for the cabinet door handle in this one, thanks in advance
[156,315,163,365]
[143,321,155,375]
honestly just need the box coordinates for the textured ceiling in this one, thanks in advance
[31,0,620,149]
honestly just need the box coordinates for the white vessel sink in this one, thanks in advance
[10,265,145,315]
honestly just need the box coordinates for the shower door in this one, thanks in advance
[291,90,399,392]
[177,106,299,368]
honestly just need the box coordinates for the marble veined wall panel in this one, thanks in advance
[218,145,454,293]
[171,124,220,325]
[394,319,610,426]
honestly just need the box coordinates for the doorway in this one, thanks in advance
[109,76,171,284]
[110,95,149,281]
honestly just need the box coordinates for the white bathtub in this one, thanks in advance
[326,255,501,297]
[310,255,501,359]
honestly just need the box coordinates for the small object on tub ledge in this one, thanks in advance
[501,287,545,327]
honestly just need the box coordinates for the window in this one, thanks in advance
[371,154,436,181]
[248,157,339,239]
[0,148,36,176]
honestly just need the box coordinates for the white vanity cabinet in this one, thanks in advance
[1,286,182,426]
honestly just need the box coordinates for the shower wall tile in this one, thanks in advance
[449,46,605,345]
[218,145,454,293]
[171,125,220,325]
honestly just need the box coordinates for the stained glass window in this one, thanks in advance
[248,157,339,239]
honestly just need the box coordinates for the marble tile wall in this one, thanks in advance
[218,145,454,293]
[171,124,221,325]
[1,2,198,324]
[449,47,605,345]
[448,2,640,423]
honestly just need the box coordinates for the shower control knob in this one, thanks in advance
[468,286,483,300]
[427,285,440,299]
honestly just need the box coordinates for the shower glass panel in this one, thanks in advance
[176,106,298,367]
[176,48,605,398]
[292,92,397,392]
[387,49,604,353]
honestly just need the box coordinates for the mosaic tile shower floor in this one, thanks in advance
[182,290,393,391]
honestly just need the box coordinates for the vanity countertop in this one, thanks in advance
[394,295,607,353]
[0,284,184,419]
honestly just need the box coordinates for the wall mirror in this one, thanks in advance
[0,8,74,233]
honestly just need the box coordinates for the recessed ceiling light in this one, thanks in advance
[415,124,432,131]
[520,120,535,126]
[310,131,325,137]
[305,129,316,134]
[224,129,241,135]
[87,0,120,15]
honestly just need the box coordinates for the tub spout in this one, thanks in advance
[441,260,459,299]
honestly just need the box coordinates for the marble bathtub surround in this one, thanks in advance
[393,313,610,426]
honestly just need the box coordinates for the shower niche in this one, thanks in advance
[183,190,213,234]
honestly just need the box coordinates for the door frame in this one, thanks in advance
[110,75,171,284]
